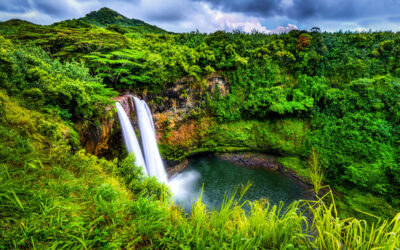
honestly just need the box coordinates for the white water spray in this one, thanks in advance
[169,170,201,209]
[115,102,147,175]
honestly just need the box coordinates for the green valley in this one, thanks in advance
[0,7,399,249]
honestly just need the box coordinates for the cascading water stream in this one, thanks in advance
[143,100,155,134]
[115,102,148,175]
[133,97,168,183]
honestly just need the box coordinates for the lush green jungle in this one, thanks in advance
[0,7,399,249]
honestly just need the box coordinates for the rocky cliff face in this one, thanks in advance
[78,74,229,162]
[147,74,228,162]
[80,117,115,156]
[114,93,135,115]
[78,94,135,157]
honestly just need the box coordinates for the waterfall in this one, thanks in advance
[143,100,155,134]
[115,102,148,175]
[133,97,168,183]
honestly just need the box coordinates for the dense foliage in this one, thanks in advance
[0,8,399,248]
[0,36,115,121]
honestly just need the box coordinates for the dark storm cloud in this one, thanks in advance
[194,0,281,17]
[146,8,188,22]
[33,0,77,17]
[287,0,357,20]
[388,15,400,22]
[195,0,400,21]
[0,0,78,19]
[0,0,31,13]
[0,0,142,22]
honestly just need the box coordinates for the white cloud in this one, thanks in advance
[304,18,400,33]
[280,0,294,9]
[224,19,298,34]
[225,20,270,33]
[0,9,54,23]
[194,4,298,34]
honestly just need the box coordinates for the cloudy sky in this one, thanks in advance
[1,0,400,33]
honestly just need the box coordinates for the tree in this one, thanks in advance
[311,27,321,33]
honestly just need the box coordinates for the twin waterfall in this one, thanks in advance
[115,102,146,172]
[115,97,167,183]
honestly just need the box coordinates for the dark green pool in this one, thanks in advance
[169,156,309,211]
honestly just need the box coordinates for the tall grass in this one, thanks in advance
[308,147,325,196]
[183,186,399,249]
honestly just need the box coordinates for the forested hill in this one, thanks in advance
[0,8,167,59]
[79,7,168,33]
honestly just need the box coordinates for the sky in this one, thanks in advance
[1,0,400,33]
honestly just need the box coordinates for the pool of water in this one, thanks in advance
[169,156,309,212]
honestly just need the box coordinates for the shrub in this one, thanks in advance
[21,88,44,108]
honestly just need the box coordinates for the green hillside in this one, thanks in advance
[79,7,168,33]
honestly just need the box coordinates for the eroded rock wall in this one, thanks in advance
[78,94,135,157]
[78,75,229,162]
